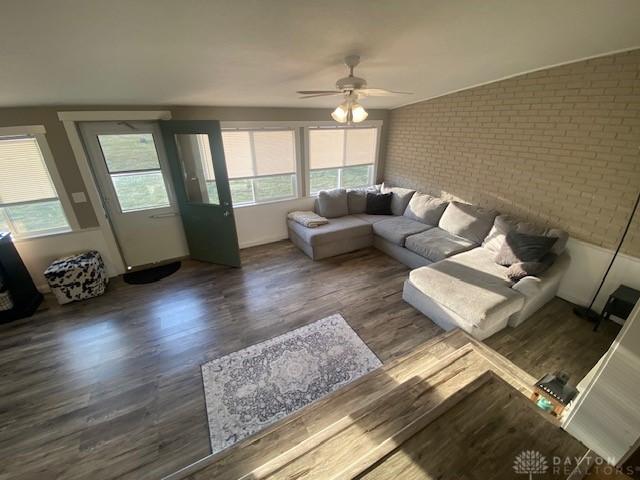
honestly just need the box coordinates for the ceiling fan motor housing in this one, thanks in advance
[336,75,367,92]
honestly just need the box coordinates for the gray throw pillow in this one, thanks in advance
[317,188,348,218]
[438,201,499,244]
[381,183,416,216]
[403,192,448,225]
[495,231,558,266]
[516,222,569,255]
[506,254,557,282]
[347,187,375,214]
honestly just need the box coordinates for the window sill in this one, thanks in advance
[8,227,77,243]
[232,196,309,209]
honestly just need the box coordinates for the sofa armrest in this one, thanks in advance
[511,252,570,298]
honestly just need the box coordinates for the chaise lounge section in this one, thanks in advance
[287,184,571,340]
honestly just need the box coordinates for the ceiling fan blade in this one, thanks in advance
[358,88,413,96]
[298,92,344,99]
[296,90,342,95]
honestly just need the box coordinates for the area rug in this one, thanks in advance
[201,313,381,454]
[122,261,180,285]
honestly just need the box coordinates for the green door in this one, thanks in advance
[159,120,241,267]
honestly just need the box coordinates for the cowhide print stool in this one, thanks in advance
[44,250,109,305]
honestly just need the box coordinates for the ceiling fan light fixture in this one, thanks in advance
[350,102,368,123]
[331,102,349,123]
[331,100,368,124]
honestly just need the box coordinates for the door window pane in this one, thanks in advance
[98,134,161,172]
[4,200,69,234]
[310,169,339,194]
[254,174,295,202]
[341,165,372,189]
[111,172,170,212]
[174,134,220,205]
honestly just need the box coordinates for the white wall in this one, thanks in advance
[14,228,121,291]
[558,238,640,318]
[234,197,315,249]
[563,302,640,465]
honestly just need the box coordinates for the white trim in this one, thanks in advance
[220,120,383,129]
[0,125,46,136]
[34,132,81,230]
[60,119,126,274]
[57,110,172,121]
[392,45,640,110]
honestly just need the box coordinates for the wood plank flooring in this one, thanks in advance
[0,242,619,479]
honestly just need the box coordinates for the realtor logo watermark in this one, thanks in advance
[513,450,639,478]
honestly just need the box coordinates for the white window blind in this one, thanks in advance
[222,129,296,178]
[309,127,377,169]
[0,136,58,205]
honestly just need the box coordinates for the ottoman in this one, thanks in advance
[44,250,108,305]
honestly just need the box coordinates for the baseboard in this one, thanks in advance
[239,235,289,249]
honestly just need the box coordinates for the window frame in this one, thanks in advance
[0,125,79,239]
[304,121,382,196]
[219,123,303,208]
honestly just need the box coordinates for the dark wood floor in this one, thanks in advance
[0,242,619,479]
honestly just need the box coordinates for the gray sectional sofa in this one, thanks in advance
[287,184,571,340]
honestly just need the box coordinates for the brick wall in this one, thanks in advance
[384,49,640,257]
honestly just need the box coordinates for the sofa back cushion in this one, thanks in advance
[438,201,498,244]
[381,183,416,216]
[365,192,393,215]
[347,187,377,214]
[317,188,348,218]
[403,192,448,225]
[482,214,569,256]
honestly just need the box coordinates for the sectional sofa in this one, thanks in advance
[287,185,570,340]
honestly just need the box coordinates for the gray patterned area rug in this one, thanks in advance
[201,313,381,454]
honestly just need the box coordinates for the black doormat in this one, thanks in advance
[123,261,181,285]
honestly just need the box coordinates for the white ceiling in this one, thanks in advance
[1,0,639,109]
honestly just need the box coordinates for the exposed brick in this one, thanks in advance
[384,49,640,256]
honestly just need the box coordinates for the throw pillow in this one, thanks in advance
[438,201,499,244]
[403,192,449,225]
[381,183,416,216]
[347,187,375,214]
[495,231,558,266]
[506,254,557,282]
[317,188,348,218]
[365,192,393,215]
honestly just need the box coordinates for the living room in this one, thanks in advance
[1,1,639,479]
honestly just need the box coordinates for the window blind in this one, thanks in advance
[308,127,377,169]
[0,136,58,205]
[222,129,296,179]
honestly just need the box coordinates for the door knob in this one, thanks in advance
[223,210,231,217]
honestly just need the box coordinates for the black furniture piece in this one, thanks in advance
[596,284,640,331]
[0,232,43,322]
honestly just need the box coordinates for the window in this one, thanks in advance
[97,133,171,212]
[308,127,377,195]
[0,131,70,237]
[221,129,297,205]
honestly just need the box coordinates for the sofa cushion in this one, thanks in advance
[408,248,524,329]
[372,217,432,246]
[495,231,558,266]
[438,201,498,244]
[405,228,477,262]
[287,216,371,246]
[353,213,395,224]
[403,192,448,225]
[366,192,393,215]
[347,187,377,214]
[381,183,416,216]
[317,188,348,218]
[483,214,569,256]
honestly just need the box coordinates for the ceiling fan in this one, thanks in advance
[297,55,412,124]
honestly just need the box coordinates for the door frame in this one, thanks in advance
[58,110,172,275]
